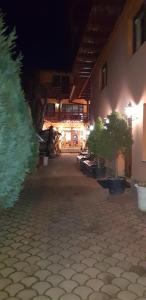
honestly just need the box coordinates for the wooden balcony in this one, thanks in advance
[45,112,89,122]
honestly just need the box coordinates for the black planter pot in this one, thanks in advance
[97,176,128,194]
[108,177,126,194]
[97,178,110,188]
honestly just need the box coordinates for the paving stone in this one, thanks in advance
[0,263,5,269]
[4,258,18,267]
[84,267,100,278]
[26,255,40,264]
[17,288,37,299]
[71,254,85,263]
[89,291,110,300]
[60,268,76,279]
[0,278,12,289]
[21,276,38,287]
[0,291,9,300]
[59,258,75,267]
[32,281,52,294]
[89,245,102,253]
[81,258,97,268]
[37,259,51,269]
[101,284,120,296]
[60,294,81,300]
[35,270,51,280]
[117,261,132,271]
[48,254,62,263]
[94,262,110,272]
[13,261,29,271]
[33,296,51,300]
[128,283,146,296]
[72,273,89,285]
[47,274,65,286]
[59,250,74,258]
[72,263,87,272]
[113,253,126,261]
[122,272,139,283]
[117,291,137,300]
[80,250,93,257]
[0,267,15,277]
[92,253,106,262]
[5,283,24,296]
[7,249,21,258]
[112,277,130,290]
[137,277,146,286]
[108,267,124,277]
[73,286,93,299]
[4,298,19,300]
[45,287,65,299]
[16,253,30,261]
[126,256,141,265]
[87,278,104,291]
[28,248,40,256]
[59,279,78,292]
[98,272,115,284]
[9,271,26,283]
[47,263,63,273]
[104,257,119,266]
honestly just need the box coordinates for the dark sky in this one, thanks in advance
[0,0,73,71]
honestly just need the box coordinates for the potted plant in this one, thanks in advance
[86,117,106,178]
[135,182,146,211]
[98,111,133,194]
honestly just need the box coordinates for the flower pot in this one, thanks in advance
[97,178,110,188]
[135,184,146,212]
[108,177,126,194]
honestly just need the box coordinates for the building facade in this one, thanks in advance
[90,0,146,181]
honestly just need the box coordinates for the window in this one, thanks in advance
[46,103,55,115]
[100,63,107,90]
[62,76,69,93]
[133,5,146,52]
[52,75,60,87]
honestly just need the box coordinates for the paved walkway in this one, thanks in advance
[0,154,146,300]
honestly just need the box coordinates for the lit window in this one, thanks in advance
[133,5,146,52]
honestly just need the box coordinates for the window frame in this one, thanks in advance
[100,62,107,90]
[133,4,146,53]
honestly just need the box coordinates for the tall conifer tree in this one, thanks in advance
[0,14,38,208]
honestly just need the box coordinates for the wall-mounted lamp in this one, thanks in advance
[124,102,138,120]
[125,102,133,119]
[89,124,94,131]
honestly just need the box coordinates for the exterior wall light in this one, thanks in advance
[90,124,94,131]
[124,102,138,120]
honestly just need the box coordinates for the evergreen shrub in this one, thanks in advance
[0,14,38,208]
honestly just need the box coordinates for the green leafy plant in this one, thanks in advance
[0,14,38,208]
[101,111,133,176]
[87,117,104,157]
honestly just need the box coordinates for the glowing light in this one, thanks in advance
[125,102,138,120]
[55,103,59,109]
[90,125,94,131]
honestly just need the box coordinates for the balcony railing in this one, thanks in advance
[45,112,88,122]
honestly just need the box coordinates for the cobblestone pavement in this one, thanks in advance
[1,154,146,300]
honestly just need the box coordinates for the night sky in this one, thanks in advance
[0,0,73,71]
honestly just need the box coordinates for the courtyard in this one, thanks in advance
[0,154,146,300]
